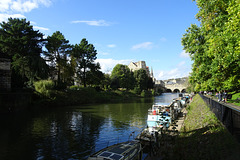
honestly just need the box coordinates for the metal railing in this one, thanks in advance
[199,94,240,142]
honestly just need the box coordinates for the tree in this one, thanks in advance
[110,64,134,90]
[102,74,111,90]
[133,69,148,92]
[0,18,48,88]
[147,77,154,90]
[71,38,99,87]
[86,62,104,86]
[45,31,73,87]
[182,0,240,91]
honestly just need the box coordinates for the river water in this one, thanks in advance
[0,93,179,160]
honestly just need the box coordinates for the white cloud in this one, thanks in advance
[11,0,37,12]
[180,50,189,58]
[0,13,25,22]
[107,44,116,48]
[155,68,189,80]
[0,0,52,13]
[95,58,132,74]
[178,61,186,66]
[33,25,49,31]
[0,0,11,13]
[71,20,111,26]
[155,62,191,80]
[160,37,167,42]
[131,42,153,50]
[38,0,52,7]
[98,51,110,56]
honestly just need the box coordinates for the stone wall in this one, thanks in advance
[0,58,11,92]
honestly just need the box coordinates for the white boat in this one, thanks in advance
[136,104,173,142]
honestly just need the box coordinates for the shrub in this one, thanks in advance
[152,90,155,96]
[133,87,141,95]
[69,85,81,90]
[140,90,146,97]
[33,80,55,98]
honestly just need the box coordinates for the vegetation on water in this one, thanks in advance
[169,94,240,160]
[182,0,240,92]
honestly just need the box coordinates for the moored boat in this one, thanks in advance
[88,140,142,160]
[136,104,173,142]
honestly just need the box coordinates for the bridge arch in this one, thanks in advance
[166,89,172,93]
[181,89,186,93]
[173,89,180,93]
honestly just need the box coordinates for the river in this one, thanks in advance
[0,93,179,160]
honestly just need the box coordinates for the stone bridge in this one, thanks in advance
[164,83,187,93]
[164,77,188,93]
[154,77,188,93]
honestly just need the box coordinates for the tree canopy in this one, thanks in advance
[110,64,134,90]
[71,38,100,87]
[133,69,148,92]
[45,31,73,86]
[182,0,240,92]
[0,18,48,88]
[0,18,105,90]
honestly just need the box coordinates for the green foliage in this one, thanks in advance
[229,92,240,106]
[110,64,134,90]
[34,80,55,98]
[45,31,73,87]
[102,74,111,90]
[86,62,104,86]
[71,38,101,87]
[183,0,240,92]
[133,69,148,91]
[140,90,146,97]
[133,86,141,95]
[152,89,155,96]
[0,18,49,88]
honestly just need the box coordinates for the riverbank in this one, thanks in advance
[162,94,240,160]
[0,88,155,113]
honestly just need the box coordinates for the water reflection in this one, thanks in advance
[154,93,179,105]
[0,94,178,160]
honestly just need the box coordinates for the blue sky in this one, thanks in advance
[0,0,199,80]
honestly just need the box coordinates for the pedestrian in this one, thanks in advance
[223,90,227,102]
[218,91,222,102]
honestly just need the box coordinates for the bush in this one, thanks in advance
[33,80,55,98]
[141,90,146,97]
[133,87,141,95]
[152,90,155,96]
[69,85,81,90]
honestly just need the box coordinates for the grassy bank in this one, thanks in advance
[33,87,153,107]
[169,94,240,160]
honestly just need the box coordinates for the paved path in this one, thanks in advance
[168,107,188,132]
[204,94,240,112]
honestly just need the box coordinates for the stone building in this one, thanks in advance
[0,56,11,92]
[128,61,153,78]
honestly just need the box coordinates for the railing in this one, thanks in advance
[199,94,240,142]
